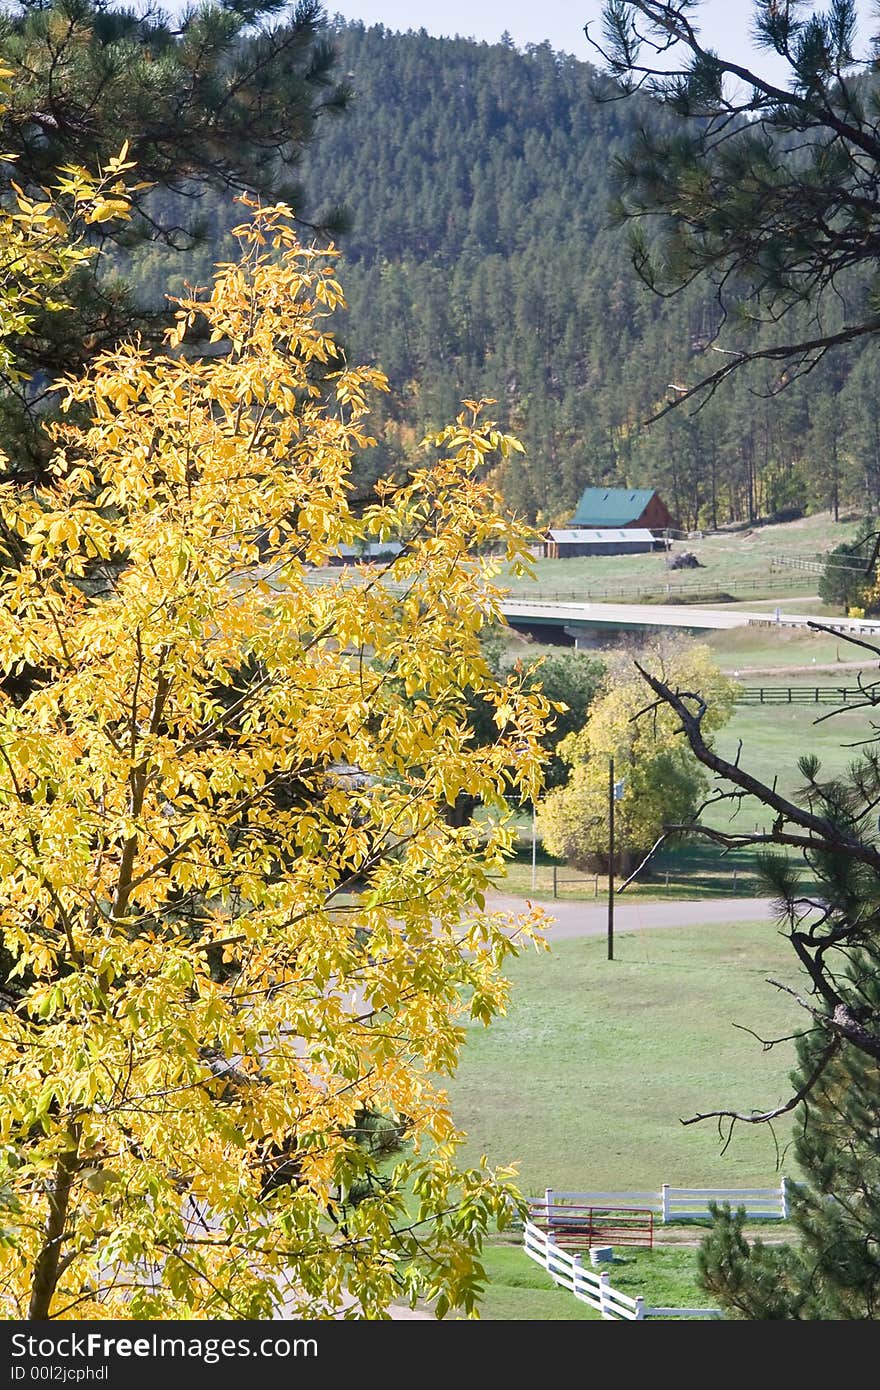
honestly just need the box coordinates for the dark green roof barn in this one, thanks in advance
[570,488,672,530]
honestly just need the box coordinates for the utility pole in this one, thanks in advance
[608,756,614,961]
[531,802,537,890]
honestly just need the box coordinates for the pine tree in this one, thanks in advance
[699,985,880,1319]
[0,0,349,474]
[587,2,880,410]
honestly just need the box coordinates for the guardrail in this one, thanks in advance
[748,613,880,634]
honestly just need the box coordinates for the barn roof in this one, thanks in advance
[547,528,654,544]
[570,487,659,527]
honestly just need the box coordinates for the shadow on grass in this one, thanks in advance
[495,835,817,901]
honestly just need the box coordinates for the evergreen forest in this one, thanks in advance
[124,19,880,529]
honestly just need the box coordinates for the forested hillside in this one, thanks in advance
[126,20,880,527]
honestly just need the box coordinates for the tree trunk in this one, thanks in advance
[28,1144,78,1319]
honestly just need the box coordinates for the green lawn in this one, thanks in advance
[700,596,833,614]
[445,927,800,1196]
[704,622,876,673]
[498,838,767,901]
[475,1242,721,1320]
[713,697,870,828]
[503,511,861,603]
[476,1243,598,1320]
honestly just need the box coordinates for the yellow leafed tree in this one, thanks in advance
[0,198,551,1319]
[538,642,738,872]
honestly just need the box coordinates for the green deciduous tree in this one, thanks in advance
[817,523,878,613]
[473,639,606,790]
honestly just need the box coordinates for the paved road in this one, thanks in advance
[489,892,777,940]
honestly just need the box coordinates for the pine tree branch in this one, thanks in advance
[681,1033,841,1128]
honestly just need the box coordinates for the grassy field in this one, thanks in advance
[503,511,861,602]
[704,622,877,673]
[497,838,767,901]
[494,687,870,900]
[476,1244,598,1320]
[448,923,802,1318]
[475,1242,722,1320]
[445,926,800,1197]
[717,697,868,793]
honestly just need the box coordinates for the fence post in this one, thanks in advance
[599,1270,611,1319]
[553,864,558,899]
[545,1228,557,1281]
[732,868,737,894]
[661,1183,670,1223]
[780,1175,789,1221]
[593,875,598,898]
[634,1296,646,1321]
[572,1252,584,1302]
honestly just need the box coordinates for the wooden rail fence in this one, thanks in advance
[738,685,869,705]
[505,575,803,603]
[539,864,759,897]
[522,1217,722,1320]
[767,553,827,574]
[543,1181,791,1223]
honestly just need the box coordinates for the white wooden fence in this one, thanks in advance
[543,1179,790,1223]
[522,1217,723,1320]
[523,1217,645,1320]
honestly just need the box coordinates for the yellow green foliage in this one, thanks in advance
[537,642,738,869]
[0,199,551,1318]
[0,70,134,378]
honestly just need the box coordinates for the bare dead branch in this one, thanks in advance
[634,661,880,871]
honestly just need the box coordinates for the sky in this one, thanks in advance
[326,1,878,81]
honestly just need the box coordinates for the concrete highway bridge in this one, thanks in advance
[298,568,880,646]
